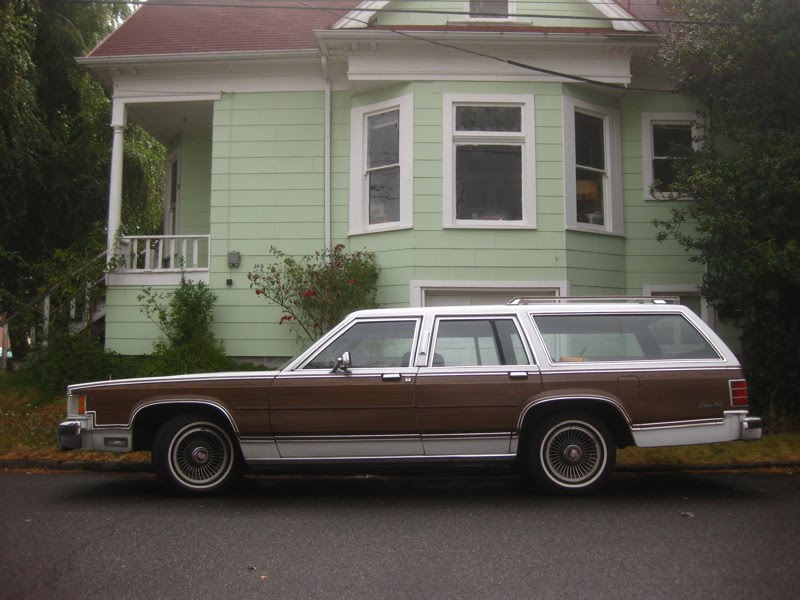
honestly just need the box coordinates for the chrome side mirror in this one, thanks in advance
[331,351,351,373]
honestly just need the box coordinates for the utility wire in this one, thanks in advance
[62,0,799,29]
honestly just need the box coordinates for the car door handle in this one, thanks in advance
[509,371,528,379]
[382,373,402,382]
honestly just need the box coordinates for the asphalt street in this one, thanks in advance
[2,468,799,600]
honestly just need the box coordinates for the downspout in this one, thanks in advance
[321,54,332,251]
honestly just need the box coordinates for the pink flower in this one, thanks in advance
[301,289,316,297]
[348,279,356,285]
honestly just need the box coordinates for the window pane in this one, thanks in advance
[433,319,527,366]
[470,0,508,17]
[455,145,522,220]
[456,106,521,132]
[369,166,400,224]
[576,167,604,225]
[653,123,692,157]
[368,110,399,169]
[533,314,720,362]
[652,158,678,192]
[575,111,605,170]
[651,123,691,192]
[305,320,417,369]
[434,320,500,367]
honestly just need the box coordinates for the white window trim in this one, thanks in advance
[442,93,536,229]
[349,94,413,235]
[563,97,623,236]
[642,112,702,200]
[464,0,517,21]
[410,280,569,307]
[643,283,714,326]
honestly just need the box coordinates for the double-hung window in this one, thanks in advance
[443,94,535,228]
[467,0,514,20]
[642,112,700,198]
[564,97,622,235]
[349,95,413,234]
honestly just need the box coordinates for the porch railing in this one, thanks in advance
[119,235,210,272]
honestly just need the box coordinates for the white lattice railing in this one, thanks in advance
[119,235,210,272]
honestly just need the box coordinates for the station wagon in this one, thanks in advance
[59,299,763,495]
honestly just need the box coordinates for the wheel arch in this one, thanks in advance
[131,400,238,452]
[516,396,634,461]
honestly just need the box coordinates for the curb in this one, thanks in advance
[0,459,151,473]
[1,459,798,475]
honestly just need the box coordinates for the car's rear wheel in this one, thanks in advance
[152,414,242,496]
[527,413,615,495]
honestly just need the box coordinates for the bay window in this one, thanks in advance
[443,94,536,228]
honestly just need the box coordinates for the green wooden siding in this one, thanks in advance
[105,80,724,359]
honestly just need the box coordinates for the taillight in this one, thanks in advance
[729,379,749,407]
[77,395,87,415]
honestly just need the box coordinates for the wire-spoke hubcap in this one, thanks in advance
[542,422,605,486]
[170,424,232,488]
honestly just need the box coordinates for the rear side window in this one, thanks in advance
[432,318,530,367]
[532,314,720,362]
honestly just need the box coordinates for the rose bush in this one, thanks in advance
[248,244,380,344]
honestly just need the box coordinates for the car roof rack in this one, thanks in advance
[507,296,679,305]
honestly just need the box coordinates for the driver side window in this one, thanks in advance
[303,320,418,369]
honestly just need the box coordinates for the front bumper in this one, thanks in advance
[59,421,83,450]
[58,418,132,452]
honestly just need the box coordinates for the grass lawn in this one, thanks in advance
[1,373,797,466]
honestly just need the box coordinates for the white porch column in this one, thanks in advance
[107,100,127,259]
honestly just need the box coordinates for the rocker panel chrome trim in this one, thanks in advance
[245,453,516,465]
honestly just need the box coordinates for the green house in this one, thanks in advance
[81,0,729,363]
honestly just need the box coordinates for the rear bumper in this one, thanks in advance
[741,416,763,441]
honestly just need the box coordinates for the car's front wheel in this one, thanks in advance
[152,414,242,495]
[527,413,615,495]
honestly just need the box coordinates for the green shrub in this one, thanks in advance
[138,273,233,375]
[16,333,144,404]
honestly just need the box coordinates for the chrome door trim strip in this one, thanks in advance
[631,417,725,430]
[245,453,516,465]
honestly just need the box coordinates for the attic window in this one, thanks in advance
[468,0,512,20]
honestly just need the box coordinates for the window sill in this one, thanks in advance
[566,225,624,238]
[444,220,536,230]
[348,223,413,237]
[644,194,694,202]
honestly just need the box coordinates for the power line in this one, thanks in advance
[61,0,798,29]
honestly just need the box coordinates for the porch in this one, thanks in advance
[109,234,211,286]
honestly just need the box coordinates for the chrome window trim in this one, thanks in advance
[427,314,534,368]
[527,310,726,367]
[293,316,422,371]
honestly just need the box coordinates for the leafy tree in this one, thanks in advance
[656,0,800,419]
[248,244,380,344]
[0,1,164,358]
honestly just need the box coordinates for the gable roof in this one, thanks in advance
[88,0,361,58]
[333,0,655,32]
[87,0,669,59]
